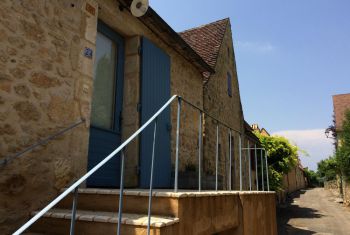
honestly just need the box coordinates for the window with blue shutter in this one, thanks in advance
[227,72,232,97]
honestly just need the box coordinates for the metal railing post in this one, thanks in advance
[198,111,202,192]
[265,150,270,191]
[255,145,258,191]
[239,134,242,191]
[215,124,219,191]
[69,187,79,235]
[248,141,251,191]
[147,120,158,235]
[174,97,182,193]
[117,149,126,235]
[229,130,232,190]
[261,149,265,191]
[247,140,252,191]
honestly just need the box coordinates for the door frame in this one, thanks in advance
[86,20,125,188]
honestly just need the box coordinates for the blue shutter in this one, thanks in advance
[140,37,171,188]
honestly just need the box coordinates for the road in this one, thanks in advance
[277,188,350,235]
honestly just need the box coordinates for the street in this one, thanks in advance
[277,188,350,234]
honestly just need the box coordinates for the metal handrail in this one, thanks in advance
[14,94,270,235]
[1,119,85,167]
[242,147,269,191]
[181,98,241,134]
[13,95,178,235]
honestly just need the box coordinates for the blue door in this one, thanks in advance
[140,37,171,188]
[87,21,124,188]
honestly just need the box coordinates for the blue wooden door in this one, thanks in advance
[140,37,171,188]
[87,21,124,188]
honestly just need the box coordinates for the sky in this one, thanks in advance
[150,0,350,170]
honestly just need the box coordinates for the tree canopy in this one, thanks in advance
[316,109,350,184]
[317,156,338,182]
[254,132,299,191]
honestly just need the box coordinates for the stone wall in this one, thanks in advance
[324,179,350,206]
[283,166,307,194]
[277,166,307,203]
[0,0,98,233]
[1,0,119,233]
[342,181,350,206]
[324,179,339,196]
[176,191,277,235]
[203,22,245,190]
[237,192,278,235]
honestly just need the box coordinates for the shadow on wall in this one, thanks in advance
[277,190,322,235]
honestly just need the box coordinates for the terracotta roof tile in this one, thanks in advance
[179,18,229,70]
[333,93,350,131]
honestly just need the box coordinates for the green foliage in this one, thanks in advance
[303,168,320,187]
[254,132,300,191]
[317,156,338,181]
[336,109,350,179]
[268,168,283,191]
[317,109,350,182]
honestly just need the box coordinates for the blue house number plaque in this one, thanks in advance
[84,47,93,59]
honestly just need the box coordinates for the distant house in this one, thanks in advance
[333,93,350,146]
[251,123,270,137]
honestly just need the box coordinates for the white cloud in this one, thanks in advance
[272,129,334,171]
[236,41,276,53]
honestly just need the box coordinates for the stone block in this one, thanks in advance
[13,101,41,121]
[29,72,61,88]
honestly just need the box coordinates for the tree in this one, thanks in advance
[255,132,299,191]
[304,168,320,187]
[317,156,338,182]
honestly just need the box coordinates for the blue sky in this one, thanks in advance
[151,0,350,170]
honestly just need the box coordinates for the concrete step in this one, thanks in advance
[29,209,179,235]
[57,188,181,217]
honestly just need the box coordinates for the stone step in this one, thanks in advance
[29,209,179,235]
[57,188,183,217]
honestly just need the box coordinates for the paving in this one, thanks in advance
[277,187,350,235]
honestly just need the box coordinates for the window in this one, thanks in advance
[91,32,117,130]
[227,72,232,97]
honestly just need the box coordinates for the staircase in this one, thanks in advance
[26,188,244,235]
[13,95,271,234]
[28,188,180,235]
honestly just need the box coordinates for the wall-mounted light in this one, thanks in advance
[325,127,336,139]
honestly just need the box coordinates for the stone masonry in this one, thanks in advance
[0,1,99,233]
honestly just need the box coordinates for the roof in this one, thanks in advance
[244,121,260,143]
[119,0,214,74]
[251,124,270,136]
[333,93,350,131]
[179,18,229,70]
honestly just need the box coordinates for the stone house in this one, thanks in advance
[333,93,350,146]
[0,0,273,234]
[326,93,350,206]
